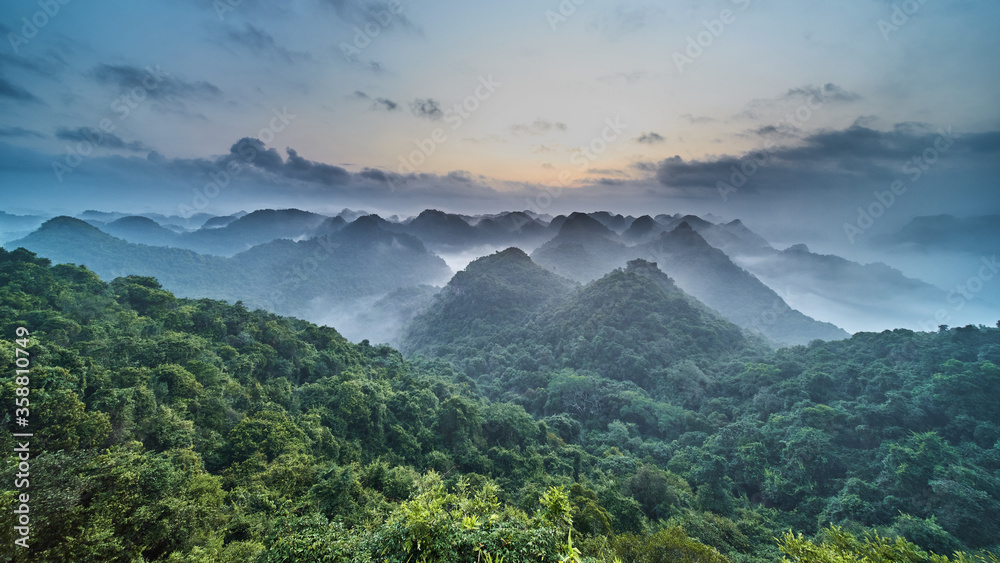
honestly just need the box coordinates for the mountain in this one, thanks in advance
[7,215,451,328]
[527,259,757,381]
[651,215,774,256]
[473,211,550,248]
[0,211,47,244]
[76,209,128,223]
[102,215,184,247]
[638,223,849,345]
[531,212,630,282]
[181,208,329,255]
[8,217,234,297]
[872,214,1000,255]
[731,243,959,333]
[697,219,774,256]
[398,209,482,250]
[83,208,332,257]
[587,211,634,233]
[231,215,451,316]
[400,247,578,355]
[309,216,345,238]
[529,215,848,345]
[200,211,247,229]
[621,215,662,243]
[402,253,763,395]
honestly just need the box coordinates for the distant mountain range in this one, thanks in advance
[528,213,847,344]
[871,214,1000,256]
[5,206,989,346]
[8,215,450,322]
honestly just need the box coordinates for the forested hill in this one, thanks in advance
[2,247,1000,561]
[399,247,579,355]
[401,251,767,392]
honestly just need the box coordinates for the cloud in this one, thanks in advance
[224,137,285,170]
[592,5,661,40]
[284,148,352,185]
[354,90,397,111]
[55,127,149,152]
[511,118,568,136]
[409,98,443,120]
[587,168,628,176]
[740,83,862,120]
[530,144,559,154]
[225,23,310,63]
[373,98,397,111]
[0,75,41,103]
[783,83,862,104]
[447,170,473,183]
[0,126,44,138]
[320,0,416,30]
[653,123,999,194]
[680,113,715,124]
[92,64,222,113]
[635,132,664,144]
[0,52,66,76]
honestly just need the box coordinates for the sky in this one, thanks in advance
[1,0,999,257]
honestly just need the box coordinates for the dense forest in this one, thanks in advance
[2,247,1000,561]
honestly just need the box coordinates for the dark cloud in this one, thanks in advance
[354,90,397,111]
[447,170,473,183]
[358,167,389,182]
[409,98,443,120]
[680,113,715,124]
[740,123,807,141]
[214,138,351,186]
[93,64,222,101]
[511,119,568,135]
[55,127,149,152]
[284,148,351,185]
[0,126,44,138]
[320,0,416,30]
[654,123,996,194]
[225,137,285,170]
[0,75,41,103]
[635,132,664,144]
[226,24,310,63]
[0,52,64,75]
[587,168,628,176]
[783,83,862,104]
[593,5,661,39]
[741,83,862,119]
[374,97,397,111]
